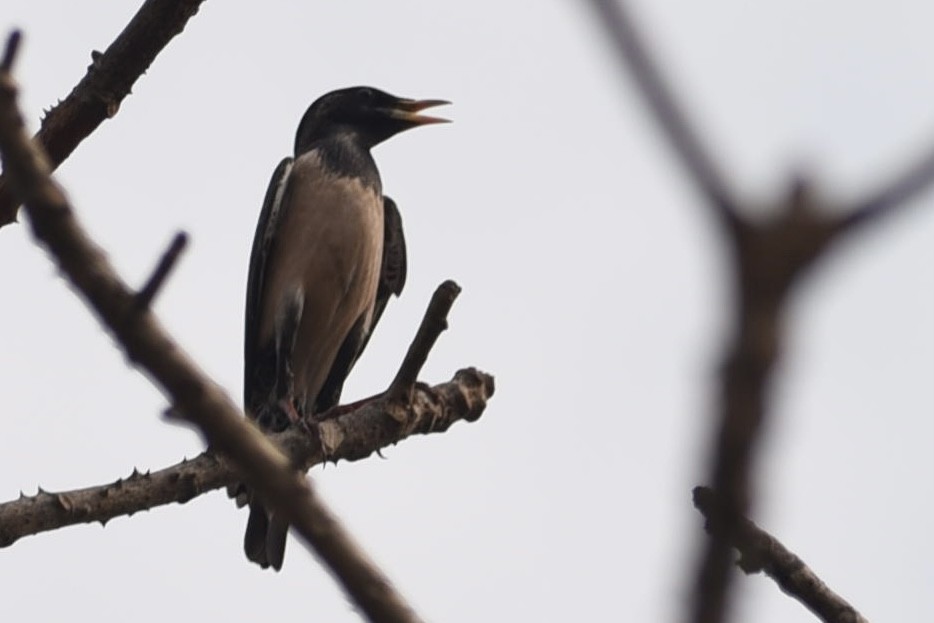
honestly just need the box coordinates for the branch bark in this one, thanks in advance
[838,144,934,233]
[386,280,461,404]
[693,487,869,623]
[0,369,492,546]
[0,0,207,227]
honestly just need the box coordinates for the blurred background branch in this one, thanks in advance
[693,487,869,623]
[586,2,934,622]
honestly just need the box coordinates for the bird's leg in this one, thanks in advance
[277,396,303,426]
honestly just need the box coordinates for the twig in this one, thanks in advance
[386,280,461,403]
[0,369,493,547]
[585,0,741,227]
[0,0,207,227]
[693,487,870,623]
[135,230,188,309]
[0,30,19,72]
[839,142,934,234]
[0,33,421,623]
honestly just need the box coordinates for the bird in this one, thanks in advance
[241,86,449,570]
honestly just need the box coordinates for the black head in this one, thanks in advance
[294,86,450,155]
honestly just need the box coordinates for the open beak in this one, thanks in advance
[389,98,451,125]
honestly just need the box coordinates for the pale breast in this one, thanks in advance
[258,150,384,411]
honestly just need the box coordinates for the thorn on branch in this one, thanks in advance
[89,49,103,71]
[385,280,461,404]
[1,30,21,73]
[134,231,189,310]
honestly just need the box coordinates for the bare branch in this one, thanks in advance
[386,280,461,404]
[0,36,443,623]
[135,230,188,309]
[689,177,845,623]
[0,0,207,227]
[584,0,741,227]
[587,4,930,622]
[838,141,934,234]
[0,29,20,72]
[0,370,493,546]
[582,3,844,616]
[693,487,869,623]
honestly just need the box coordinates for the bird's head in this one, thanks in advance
[294,86,450,154]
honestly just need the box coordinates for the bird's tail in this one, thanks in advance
[244,501,289,571]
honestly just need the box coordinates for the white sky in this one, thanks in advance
[1,2,932,622]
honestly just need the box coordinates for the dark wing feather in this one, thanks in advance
[242,158,296,569]
[314,195,408,412]
[373,195,408,324]
[244,157,294,416]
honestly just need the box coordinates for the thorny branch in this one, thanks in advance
[0,31,493,623]
[586,2,934,623]
[0,0,208,227]
[0,369,492,547]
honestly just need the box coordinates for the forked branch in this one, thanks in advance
[0,32,494,623]
[586,3,934,623]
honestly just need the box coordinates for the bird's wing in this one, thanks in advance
[244,157,294,415]
[375,195,408,321]
[314,195,408,412]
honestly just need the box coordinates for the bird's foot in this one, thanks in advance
[278,397,303,425]
[278,398,318,437]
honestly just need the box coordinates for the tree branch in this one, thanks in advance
[386,280,461,404]
[693,487,869,623]
[585,0,741,228]
[0,30,20,72]
[0,33,491,623]
[838,142,934,234]
[0,370,493,546]
[135,230,188,309]
[0,0,207,227]
[586,4,934,623]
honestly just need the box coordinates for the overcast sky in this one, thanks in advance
[1,2,932,622]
